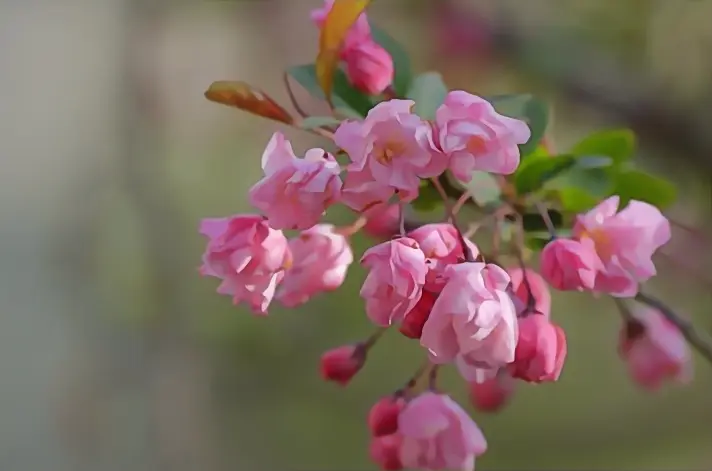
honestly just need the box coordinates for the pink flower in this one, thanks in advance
[320,344,365,386]
[335,100,446,202]
[408,223,480,292]
[311,0,371,51]
[368,396,405,437]
[507,267,551,317]
[370,435,403,471]
[342,40,394,95]
[360,237,428,327]
[398,392,487,471]
[248,132,342,230]
[199,214,291,315]
[540,237,603,292]
[421,263,518,376]
[468,370,516,413]
[399,290,437,340]
[434,90,530,180]
[364,204,400,239]
[509,314,567,383]
[276,224,353,307]
[573,196,671,297]
[619,305,692,390]
[340,165,396,215]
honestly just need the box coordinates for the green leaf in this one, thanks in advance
[299,116,342,130]
[287,64,371,116]
[524,234,553,251]
[557,186,601,212]
[411,180,443,212]
[406,72,448,120]
[613,169,677,210]
[515,154,614,196]
[521,210,565,232]
[487,94,549,157]
[570,129,635,165]
[371,25,412,96]
[459,171,501,206]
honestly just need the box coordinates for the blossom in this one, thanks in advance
[276,224,353,307]
[573,196,671,297]
[399,290,437,340]
[335,100,446,202]
[363,204,401,239]
[421,263,518,376]
[248,132,341,230]
[342,39,394,95]
[198,214,291,314]
[360,237,428,327]
[540,237,602,292]
[619,305,692,390]
[468,370,516,413]
[368,396,405,437]
[370,435,403,471]
[340,165,396,215]
[509,314,567,383]
[398,392,487,471]
[310,0,371,50]
[320,344,365,386]
[506,267,551,317]
[434,90,530,180]
[408,223,479,292]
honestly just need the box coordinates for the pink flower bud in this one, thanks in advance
[433,90,530,180]
[360,237,428,327]
[319,345,365,386]
[364,205,400,239]
[468,370,516,413]
[342,40,394,95]
[540,237,602,292]
[509,314,567,383]
[399,290,437,340]
[368,396,405,437]
[248,132,342,230]
[369,434,403,471]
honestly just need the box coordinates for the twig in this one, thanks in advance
[634,292,712,365]
[282,72,309,119]
[430,177,476,262]
[451,190,471,216]
[534,201,557,238]
[398,202,407,236]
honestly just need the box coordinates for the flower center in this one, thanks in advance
[374,141,406,164]
[466,135,488,154]
[580,228,613,260]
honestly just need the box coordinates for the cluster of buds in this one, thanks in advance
[199,1,707,469]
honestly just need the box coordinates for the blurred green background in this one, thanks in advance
[1,0,711,470]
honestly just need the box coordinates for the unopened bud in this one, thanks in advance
[368,396,404,437]
[319,344,365,386]
[369,434,403,471]
[399,291,436,339]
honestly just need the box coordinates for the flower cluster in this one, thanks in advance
[198,1,705,470]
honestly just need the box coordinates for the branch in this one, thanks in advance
[634,292,712,365]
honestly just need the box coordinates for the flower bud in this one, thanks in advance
[369,434,403,471]
[319,345,365,386]
[368,396,405,437]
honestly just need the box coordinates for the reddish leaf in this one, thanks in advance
[204,81,294,125]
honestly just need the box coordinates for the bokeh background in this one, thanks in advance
[1,0,711,470]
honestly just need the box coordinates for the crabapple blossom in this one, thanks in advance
[370,434,403,471]
[398,392,487,471]
[320,344,366,386]
[342,40,394,95]
[573,196,671,297]
[619,305,692,390]
[421,263,518,379]
[540,237,603,292]
[468,370,516,413]
[335,100,446,203]
[276,224,353,307]
[506,267,551,317]
[399,290,437,340]
[340,165,396,215]
[408,223,480,292]
[368,396,405,437]
[509,314,567,383]
[360,237,428,327]
[433,90,530,180]
[199,214,291,314]
[248,132,341,230]
[363,204,401,239]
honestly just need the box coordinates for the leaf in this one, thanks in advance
[487,94,549,157]
[299,116,342,130]
[406,72,448,119]
[521,210,565,232]
[459,171,501,206]
[411,180,443,213]
[514,154,613,196]
[557,186,601,212]
[571,129,636,165]
[371,25,412,97]
[287,64,370,116]
[613,169,677,210]
[316,0,372,105]
[204,81,294,124]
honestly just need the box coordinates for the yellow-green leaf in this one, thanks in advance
[204,81,294,125]
[316,0,372,105]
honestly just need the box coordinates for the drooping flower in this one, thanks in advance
[398,392,487,471]
[421,263,518,377]
[320,344,366,386]
[370,434,403,471]
[468,369,516,413]
[540,237,603,292]
[198,214,291,314]
[340,165,396,215]
[341,39,394,95]
[277,224,353,307]
[363,204,401,239]
[509,314,567,383]
[573,196,671,297]
[335,100,446,203]
[360,237,428,327]
[619,305,692,390]
[434,90,530,180]
[506,267,551,317]
[399,290,437,340]
[368,396,406,437]
[248,132,341,230]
